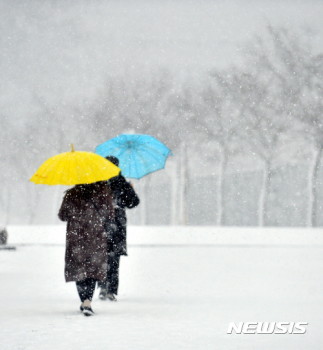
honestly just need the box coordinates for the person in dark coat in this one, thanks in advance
[58,181,114,316]
[98,156,140,301]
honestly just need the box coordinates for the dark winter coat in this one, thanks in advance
[58,182,114,283]
[108,175,140,256]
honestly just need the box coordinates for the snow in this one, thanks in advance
[1,226,323,349]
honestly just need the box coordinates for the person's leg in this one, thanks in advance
[98,273,108,299]
[99,241,112,293]
[107,254,120,295]
[76,278,96,302]
[98,252,111,299]
[98,279,107,290]
[76,278,96,315]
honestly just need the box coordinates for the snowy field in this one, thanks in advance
[1,226,323,349]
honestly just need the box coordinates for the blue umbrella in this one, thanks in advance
[95,134,172,179]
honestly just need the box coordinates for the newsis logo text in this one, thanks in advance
[227,322,308,334]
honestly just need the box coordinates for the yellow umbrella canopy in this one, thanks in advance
[30,145,121,185]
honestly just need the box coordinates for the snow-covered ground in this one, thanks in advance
[1,226,323,349]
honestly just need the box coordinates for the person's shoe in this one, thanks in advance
[80,304,84,312]
[82,299,94,316]
[83,306,94,316]
[107,293,117,302]
[99,288,108,300]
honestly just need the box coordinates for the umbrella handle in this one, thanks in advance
[71,144,74,152]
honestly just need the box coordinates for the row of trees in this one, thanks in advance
[1,26,322,226]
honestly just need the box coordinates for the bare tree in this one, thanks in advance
[198,74,243,225]
[268,29,323,227]
[233,70,293,225]
[162,81,202,225]
[85,70,173,143]
[0,113,11,225]
[244,26,323,226]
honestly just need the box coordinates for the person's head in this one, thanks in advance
[105,155,119,167]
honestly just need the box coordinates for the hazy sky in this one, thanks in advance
[1,0,323,121]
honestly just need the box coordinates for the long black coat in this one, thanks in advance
[58,182,114,282]
[108,175,140,256]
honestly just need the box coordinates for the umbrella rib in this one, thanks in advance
[88,156,99,183]
[132,134,142,147]
[52,156,64,185]
[134,137,171,174]
[81,154,91,184]
[46,154,64,185]
[113,145,133,176]
[132,147,142,179]
[132,137,169,162]
[93,155,111,182]
[132,147,151,178]
[137,143,170,158]
[86,154,100,183]
[96,139,123,157]
[115,145,129,159]
[126,147,133,178]
[70,152,77,185]
[134,137,169,154]
[111,135,135,155]
[135,149,163,178]
[94,154,120,182]
[136,145,169,166]
[108,142,126,155]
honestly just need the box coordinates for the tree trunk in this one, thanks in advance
[308,145,323,227]
[140,175,152,225]
[52,185,61,224]
[170,161,178,225]
[179,142,189,225]
[4,188,11,226]
[217,149,228,226]
[259,160,272,226]
[28,187,40,225]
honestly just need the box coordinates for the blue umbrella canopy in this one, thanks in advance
[95,134,172,179]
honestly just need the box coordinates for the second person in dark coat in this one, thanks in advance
[98,155,140,301]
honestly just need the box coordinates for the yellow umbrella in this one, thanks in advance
[30,145,120,185]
